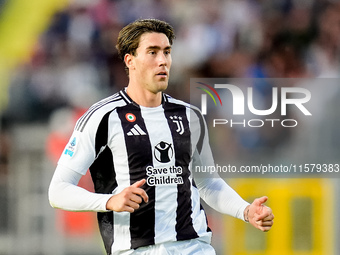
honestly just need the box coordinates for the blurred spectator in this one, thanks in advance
[3,0,340,156]
[306,1,340,77]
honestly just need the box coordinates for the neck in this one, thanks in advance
[126,83,162,107]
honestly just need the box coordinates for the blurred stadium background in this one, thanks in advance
[0,0,340,254]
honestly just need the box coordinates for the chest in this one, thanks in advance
[108,104,192,168]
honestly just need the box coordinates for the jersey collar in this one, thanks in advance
[120,87,169,107]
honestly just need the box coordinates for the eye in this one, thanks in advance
[164,50,171,55]
[149,51,156,55]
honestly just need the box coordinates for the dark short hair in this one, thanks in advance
[116,19,175,73]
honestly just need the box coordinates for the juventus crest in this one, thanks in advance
[170,115,184,135]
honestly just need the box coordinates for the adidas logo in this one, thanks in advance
[127,124,146,136]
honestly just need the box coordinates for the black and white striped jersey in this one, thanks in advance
[58,88,216,253]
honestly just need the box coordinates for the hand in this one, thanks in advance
[245,196,274,232]
[106,179,149,213]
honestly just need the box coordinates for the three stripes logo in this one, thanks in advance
[127,124,147,136]
[196,82,222,115]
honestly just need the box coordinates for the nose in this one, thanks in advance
[157,52,167,66]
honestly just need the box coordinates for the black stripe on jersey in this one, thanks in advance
[91,146,116,255]
[90,146,117,194]
[89,110,117,254]
[76,93,123,132]
[117,104,156,250]
[163,102,199,241]
[192,108,205,154]
[97,211,114,255]
[89,110,117,194]
[94,111,110,155]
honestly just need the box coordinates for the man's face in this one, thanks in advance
[128,32,172,94]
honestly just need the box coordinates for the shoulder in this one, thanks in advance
[75,91,127,132]
[164,93,202,114]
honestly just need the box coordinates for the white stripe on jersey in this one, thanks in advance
[140,105,177,244]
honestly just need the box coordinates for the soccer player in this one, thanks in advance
[48,19,274,255]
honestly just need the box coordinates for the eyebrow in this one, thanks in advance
[146,45,172,51]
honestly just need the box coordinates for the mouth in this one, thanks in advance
[156,71,168,78]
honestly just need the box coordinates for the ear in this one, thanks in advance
[124,53,135,71]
